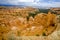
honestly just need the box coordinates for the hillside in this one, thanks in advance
[0,6,60,40]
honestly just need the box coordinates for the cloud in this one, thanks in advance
[18,0,34,2]
[50,2,60,7]
[0,0,60,7]
[26,2,60,7]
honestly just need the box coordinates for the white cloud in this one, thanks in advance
[0,0,60,7]
[18,0,34,2]
[50,2,60,7]
[2,0,35,5]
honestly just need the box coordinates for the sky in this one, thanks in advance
[0,0,60,7]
